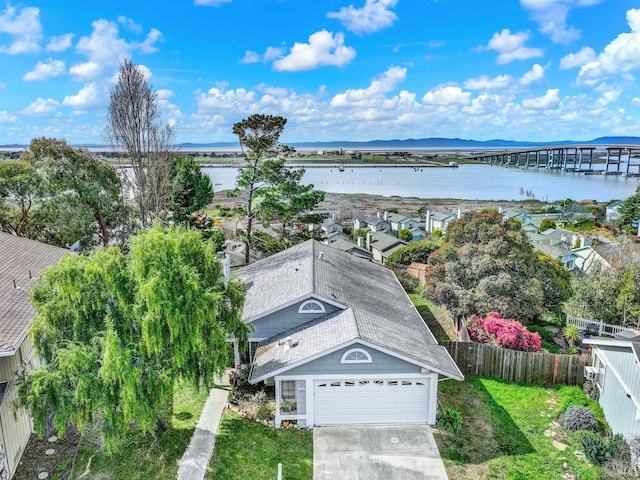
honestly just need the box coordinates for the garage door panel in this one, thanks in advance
[314,378,429,425]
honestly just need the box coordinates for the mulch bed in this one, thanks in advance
[13,426,81,480]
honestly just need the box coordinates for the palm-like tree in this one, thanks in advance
[564,323,581,348]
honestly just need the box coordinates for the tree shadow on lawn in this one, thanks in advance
[436,376,535,465]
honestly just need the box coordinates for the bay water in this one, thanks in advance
[204,164,639,202]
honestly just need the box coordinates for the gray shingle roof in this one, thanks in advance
[369,231,405,252]
[0,233,67,354]
[239,240,463,381]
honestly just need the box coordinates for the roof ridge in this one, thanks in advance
[311,240,316,294]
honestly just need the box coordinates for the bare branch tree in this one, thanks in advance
[106,58,175,227]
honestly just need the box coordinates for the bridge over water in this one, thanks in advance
[470,145,640,176]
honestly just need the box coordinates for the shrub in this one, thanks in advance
[466,312,542,352]
[436,407,463,434]
[250,390,268,407]
[394,270,420,293]
[542,341,560,353]
[528,325,554,340]
[583,380,600,401]
[582,432,609,464]
[256,404,274,421]
[540,219,557,232]
[564,405,597,431]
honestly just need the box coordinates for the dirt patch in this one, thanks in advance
[13,426,80,480]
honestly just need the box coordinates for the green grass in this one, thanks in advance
[436,376,604,480]
[207,410,313,480]
[71,384,210,480]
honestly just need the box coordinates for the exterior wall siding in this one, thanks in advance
[595,345,640,439]
[249,300,341,340]
[284,343,421,376]
[0,354,20,383]
[0,382,32,478]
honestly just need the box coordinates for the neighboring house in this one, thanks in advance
[526,231,577,270]
[384,212,420,234]
[0,233,66,479]
[324,233,372,260]
[425,209,460,233]
[583,334,640,439]
[366,231,406,264]
[321,218,343,236]
[500,208,531,226]
[605,200,622,222]
[233,240,463,428]
[354,214,391,233]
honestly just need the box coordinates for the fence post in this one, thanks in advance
[277,463,282,480]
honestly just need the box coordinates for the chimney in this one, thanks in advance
[498,206,503,214]
[318,252,325,261]
[357,236,364,248]
[457,208,462,219]
[571,235,578,248]
[580,236,586,248]
[222,254,231,285]
[425,209,431,232]
[366,231,372,251]
[377,212,381,218]
[384,211,389,221]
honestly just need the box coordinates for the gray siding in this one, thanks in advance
[249,300,340,340]
[596,345,640,439]
[285,343,421,376]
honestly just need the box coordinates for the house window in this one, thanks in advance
[281,380,296,400]
[341,348,372,364]
[240,342,261,364]
[298,300,325,314]
[593,353,605,391]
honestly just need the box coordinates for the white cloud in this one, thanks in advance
[464,74,512,91]
[117,16,143,34]
[520,63,545,85]
[519,0,597,44]
[522,88,561,109]
[595,86,621,106]
[195,87,257,113]
[577,9,640,85]
[481,29,544,64]
[422,85,471,106]
[327,0,398,35]
[264,47,284,61]
[23,58,66,81]
[559,46,596,69]
[46,33,74,52]
[194,0,232,5]
[272,30,356,71]
[0,5,42,54]
[21,97,59,116]
[240,50,259,63]
[0,110,17,122]
[462,93,510,115]
[331,66,406,107]
[70,19,162,81]
[632,97,640,106]
[62,83,109,110]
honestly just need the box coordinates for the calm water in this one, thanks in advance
[204,164,640,202]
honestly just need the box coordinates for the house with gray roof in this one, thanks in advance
[0,233,66,479]
[233,240,463,428]
[366,231,407,264]
[425,209,460,233]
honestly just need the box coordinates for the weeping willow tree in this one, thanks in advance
[16,226,247,451]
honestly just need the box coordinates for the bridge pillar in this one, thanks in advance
[605,149,611,174]
[577,149,583,171]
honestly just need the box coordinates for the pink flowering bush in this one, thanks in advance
[466,312,542,352]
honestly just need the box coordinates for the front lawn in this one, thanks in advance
[207,410,313,480]
[70,384,210,480]
[436,376,605,480]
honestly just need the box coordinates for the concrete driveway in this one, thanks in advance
[313,424,448,480]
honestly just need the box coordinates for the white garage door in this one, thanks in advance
[314,378,429,425]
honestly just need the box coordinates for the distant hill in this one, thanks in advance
[3,136,640,150]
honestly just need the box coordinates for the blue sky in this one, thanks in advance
[1,0,639,145]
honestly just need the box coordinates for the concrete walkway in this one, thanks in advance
[313,424,448,480]
[176,385,229,480]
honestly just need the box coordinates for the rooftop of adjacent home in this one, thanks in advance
[0,233,67,355]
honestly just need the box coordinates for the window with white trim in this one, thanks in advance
[298,300,325,314]
[341,348,372,364]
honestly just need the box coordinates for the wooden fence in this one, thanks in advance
[442,341,589,386]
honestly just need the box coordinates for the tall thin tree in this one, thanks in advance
[106,59,175,227]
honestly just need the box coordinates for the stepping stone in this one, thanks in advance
[549,421,561,428]
[47,436,57,443]
[45,448,55,455]
[574,451,586,461]
[544,429,553,437]
[553,440,568,451]
[38,473,49,480]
